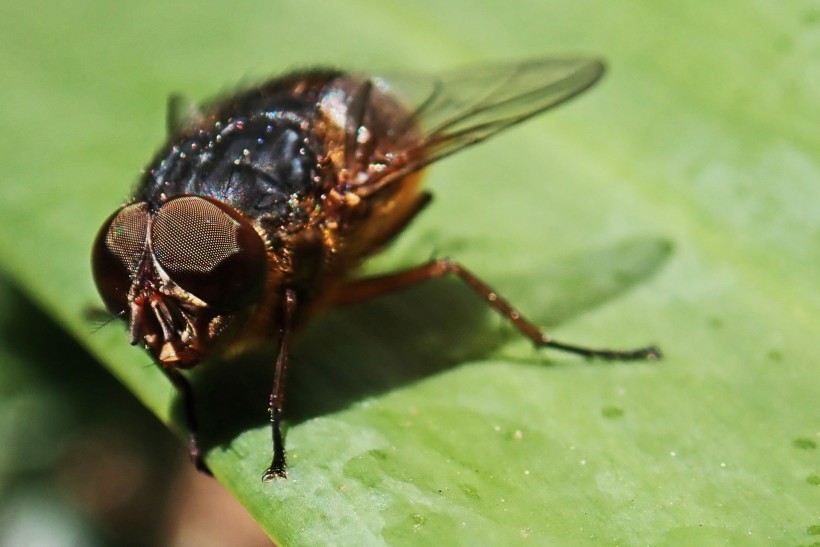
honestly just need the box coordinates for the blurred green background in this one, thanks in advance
[1,1,818,545]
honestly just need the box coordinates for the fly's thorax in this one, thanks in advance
[138,115,325,234]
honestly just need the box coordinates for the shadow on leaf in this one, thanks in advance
[186,235,672,455]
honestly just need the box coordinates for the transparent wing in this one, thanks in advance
[371,57,604,175]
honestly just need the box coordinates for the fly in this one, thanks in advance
[91,58,660,481]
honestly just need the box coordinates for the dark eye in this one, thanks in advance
[92,202,151,313]
[150,195,267,310]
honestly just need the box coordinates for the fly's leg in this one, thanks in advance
[333,258,661,361]
[160,366,212,475]
[262,288,298,481]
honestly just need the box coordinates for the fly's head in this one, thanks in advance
[92,195,268,368]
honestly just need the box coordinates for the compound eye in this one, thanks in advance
[92,202,151,313]
[151,195,267,310]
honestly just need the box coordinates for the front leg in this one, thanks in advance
[262,287,298,481]
[160,365,212,476]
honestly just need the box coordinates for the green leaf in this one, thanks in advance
[1,1,817,545]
